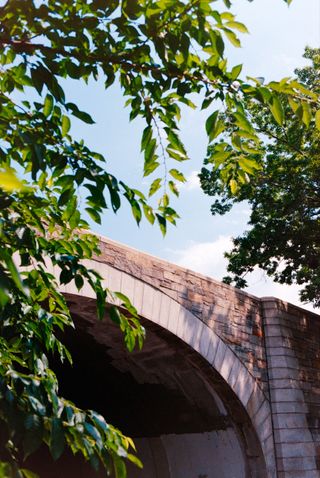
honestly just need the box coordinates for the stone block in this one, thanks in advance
[254,400,271,428]
[262,433,276,455]
[212,338,226,371]
[274,428,313,444]
[273,401,308,414]
[276,442,316,458]
[228,356,243,389]
[278,471,319,478]
[181,309,198,345]
[152,289,163,325]
[247,383,266,418]
[269,367,299,380]
[219,347,235,382]
[273,413,309,430]
[132,279,144,312]
[256,415,273,443]
[204,331,219,364]
[268,355,298,370]
[141,284,155,320]
[120,272,135,302]
[158,293,171,328]
[270,388,305,403]
[189,320,205,353]
[166,299,181,336]
[264,325,283,338]
[270,378,301,390]
[198,324,211,358]
[277,456,317,472]
[233,367,256,407]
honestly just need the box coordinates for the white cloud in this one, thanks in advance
[239,208,251,216]
[171,236,233,280]
[171,237,315,312]
[181,170,201,192]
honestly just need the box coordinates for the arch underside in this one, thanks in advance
[51,293,268,478]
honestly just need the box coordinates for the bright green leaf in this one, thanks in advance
[225,21,249,33]
[229,178,238,194]
[0,168,25,192]
[269,95,284,125]
[149,178,161,197]
[43,94,54,117]
[302,102,312,127]
[169,169,186,183]
[315,110,320,130]
[61,115,71,136]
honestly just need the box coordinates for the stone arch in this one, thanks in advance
[56,259,276,478]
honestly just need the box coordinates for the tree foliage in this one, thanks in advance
[0,0,316,476]
[200,47,320,306]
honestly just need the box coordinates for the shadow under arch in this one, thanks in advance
[50,258,274,477]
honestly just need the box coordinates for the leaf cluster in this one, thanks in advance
[200,47,320,306]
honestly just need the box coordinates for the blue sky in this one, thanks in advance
[65,0,320,310]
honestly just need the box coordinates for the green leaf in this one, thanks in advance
[131,200,142,224]
[58,187,74,207]
[149,178,161,197]
[229,178,238,194]
[61,115,71,136]
[230,64,242,80]
[127,453,143,468]
[302,102,312,127]
[109,306,121,325]
[23,429,43,459]
[166,148,188,162]
[156,214,166,236]
[223,28,241,47]
[1,249,26,294]
[233,112,255,134]
[43,94,54,117]
[143,160,160,177]
[238,157,260,175]
[21,469,39,478]
[269,95,284,125]
[206,111,218,137]
[288,97,299,113]
[0,167,25,192]
[90,411,108,433]
[141,126,152,151]
[206,111,225,141]
[169,169,186,183]
[225,21,249,33]
[208,150,231,165]
[291,80,318,100]
[50,418,65,461]
[86,207,101,224]
[143,204,155,224]
[315,110,320,131]
[114,455,127,478]
[168,180,179,197]
[66,102,95,124]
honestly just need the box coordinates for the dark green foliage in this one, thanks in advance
[201,48,320,306]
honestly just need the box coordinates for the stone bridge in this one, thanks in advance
[32,237,320,478]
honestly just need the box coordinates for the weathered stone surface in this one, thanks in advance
[58,238,320,477]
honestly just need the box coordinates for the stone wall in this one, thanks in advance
[93,237,320,477]
[262,298,320,478]
[96,237,268,394]
[56,235,320,478]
